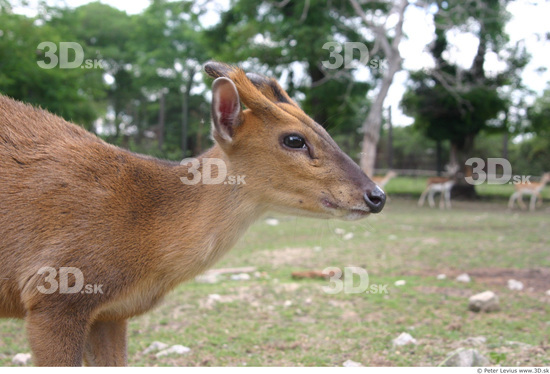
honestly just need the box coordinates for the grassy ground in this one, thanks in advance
[384,176,550,200]
[1,184,549,366]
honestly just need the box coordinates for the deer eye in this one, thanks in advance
[283,134,306,149]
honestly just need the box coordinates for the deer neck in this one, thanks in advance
[141,146,265,285]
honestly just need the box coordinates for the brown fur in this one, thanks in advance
[291,270,336,280]
[425,176,452,185]
[0,62,383,366]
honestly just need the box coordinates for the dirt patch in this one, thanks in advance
[198,285,266,309]
[414,286,474,298]
[405,267,550,293]
[256,247,315,267]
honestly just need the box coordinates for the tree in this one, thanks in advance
[0,9,103,128]
[519,84,550,174]
[47,2,137,137]
[348,0,409,176]
[402,0,527,189]
[132,0,209,156]
[528,84,550,137]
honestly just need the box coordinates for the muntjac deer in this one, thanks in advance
[418,177,455,209]
[0,62,385,366]
[508,172,550,211]
[418,166,459,210]
[372,170,397,189]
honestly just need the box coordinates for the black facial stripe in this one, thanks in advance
[268,81,289,104]
[247,73,291,105]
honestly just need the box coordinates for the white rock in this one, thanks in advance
[392,332,417,346]
[283,300,293,307]
[202,293,225,309]
[461,336,487,346]
[142,341,169,354]
[468,291,500,313]
[456,273,471,283]
[334,228,346,235]
[253,271,269,279]
[546,290,550,296]
[343,359,363,367]
[507,279,524,291]
[155,345,191,358]
[304,297,312,304]
[506,340,532,348]
[437,274,447,280]
[440,348,490,367]
[230,273,251,281]
[195,273,219,284]
[394,280,406,286]
[12,353,32,366]
[342,233,354,241]
[265,218,279,226]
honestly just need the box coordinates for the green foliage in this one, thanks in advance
[509,135,550,176]
[0,0,546,167]
[0,10,103,128]
[528,84,550,137]
[489,352,507,365]
[402,79,506,148]
[377,125,444,170]
[207,0,374,133]
[401,0,526,166]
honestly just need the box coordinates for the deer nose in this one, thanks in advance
[364,186,386,214]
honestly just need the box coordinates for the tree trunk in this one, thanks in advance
[135,100,144,146]
[307,62,328,126]
[387,106,393,169]
[450,136,477,199]
[181,67,195,157]
[502,109,509,159]
[359,58,401,176]
[449,142,458,169]
[502,132,508,160]
[436,140,443,176]
[352,0,409,177]
[158,90,165,151]
[112,105,121,142]
[195,118,204,155]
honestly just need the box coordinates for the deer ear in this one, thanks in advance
[211,77,242,143]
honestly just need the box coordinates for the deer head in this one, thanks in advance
[204,62,385,220]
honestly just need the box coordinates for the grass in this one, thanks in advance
[384,176,550,200]
[1,195,549,366]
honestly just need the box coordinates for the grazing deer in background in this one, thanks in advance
[508,172,550,211]
[418,165,459,210]
[0,62,385,366]
[372,170,397,189]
